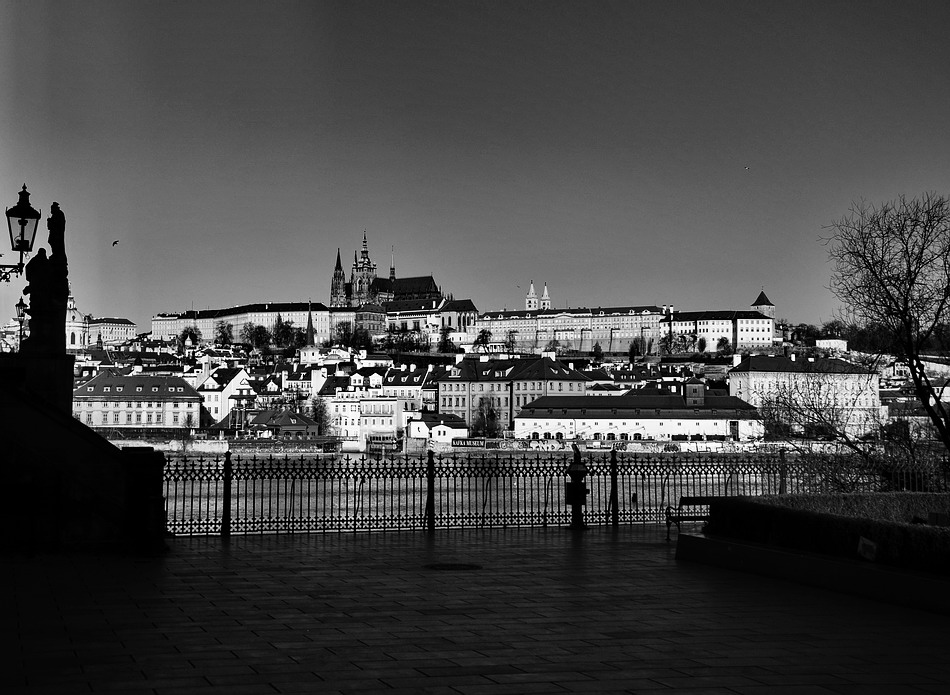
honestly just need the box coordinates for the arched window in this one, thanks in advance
[531,432,539,440]
[543,432,552,440]
[593,432,601,440]
[620,433,629,441]
[606,433,616,441]
[70,332,76,345]
[633,433,642,440]
[554,432,563,440]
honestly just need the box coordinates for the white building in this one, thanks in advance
[88,317,138,346]
[476,304,665,355]
[72,373,202,432]
[728,354,881,437]
[434,356,590,431]
[195,367,256,423]
[660,309,775,353]
[151,302,348,346]
[513,381,762,442]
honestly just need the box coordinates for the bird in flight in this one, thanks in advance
[112,240,119,246]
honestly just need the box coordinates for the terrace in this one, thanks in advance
[10,525,950,693]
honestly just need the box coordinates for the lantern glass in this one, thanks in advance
[15,296,27,320]
[5,185,41,255]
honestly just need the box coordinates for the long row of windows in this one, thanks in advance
[79,411,191,425]
[78,400,193,409]
[442,381,582,392]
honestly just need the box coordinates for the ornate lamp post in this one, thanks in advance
[1,185,42,282]
[15,295,27,349]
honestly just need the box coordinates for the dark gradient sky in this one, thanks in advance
[3,0,950,331]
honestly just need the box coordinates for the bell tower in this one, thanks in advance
[525,281,538,311]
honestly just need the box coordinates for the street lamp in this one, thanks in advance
[2,184,41,282]
[15,295,27,348]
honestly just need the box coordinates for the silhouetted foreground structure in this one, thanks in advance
[1,200,166,552]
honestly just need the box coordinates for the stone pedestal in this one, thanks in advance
[0,352,75,415]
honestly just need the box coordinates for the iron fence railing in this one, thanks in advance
[162,450,949,536]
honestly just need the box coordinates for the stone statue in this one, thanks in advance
[21,202,69,354]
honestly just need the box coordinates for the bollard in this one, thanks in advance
[565,443,588,530]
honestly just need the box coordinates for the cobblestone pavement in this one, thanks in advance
[8,525,950,694]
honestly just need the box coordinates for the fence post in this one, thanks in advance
[610,449,619,528]
[567,444,588,531]
[425,450,435,535]
[221,451,232,540]
[779,449,787,495]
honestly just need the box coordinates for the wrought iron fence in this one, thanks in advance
[162,450,949,536]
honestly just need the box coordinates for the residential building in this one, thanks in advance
[433,356,590,431]
[728,354,881,437]
[72,373,202,432]
[406,412,468,443]
[360,396,399,452]
[247,409,320,439]
[195,367,256,423]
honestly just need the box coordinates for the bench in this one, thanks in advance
[665,496,722,541]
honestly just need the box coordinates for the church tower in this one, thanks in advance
[540,283,551,310]
[525,281,538,311]
[349,232,378,306]
[305,301,315,347]
[330,248,348,307]
[751,288,775,319]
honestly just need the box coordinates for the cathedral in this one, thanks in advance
[329,233,442,308]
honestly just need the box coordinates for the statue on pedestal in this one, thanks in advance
[21,202,69,354]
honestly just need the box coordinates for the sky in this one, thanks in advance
[3,0,950,332]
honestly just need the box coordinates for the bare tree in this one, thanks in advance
[437,325,456,353]
[309,396,334,436]
[826,192,950,454]
[504,329,518,353]
[757,366,879,445]
[214,320,233,345]
[474,328,492,353]
[471,396,500,437]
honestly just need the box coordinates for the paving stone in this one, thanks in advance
[9,526,950,694]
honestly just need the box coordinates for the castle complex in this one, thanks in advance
[329,233,442,308]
